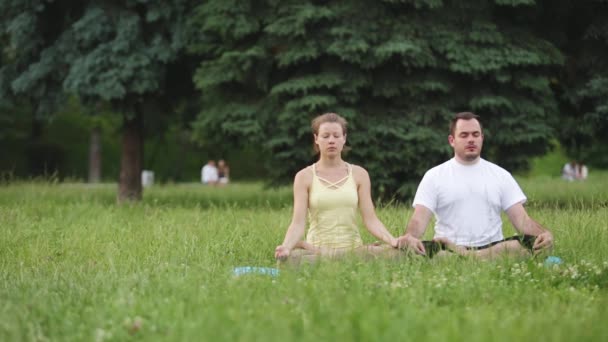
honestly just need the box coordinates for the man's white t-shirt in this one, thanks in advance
[201,165,219,183]
[562,163,576,181]
[412,158,526,247]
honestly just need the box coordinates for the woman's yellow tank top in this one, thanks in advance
[306,163,363,249]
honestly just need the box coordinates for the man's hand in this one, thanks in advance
[533,231,554,252]
[397,234,426,255]
[274,245,290,260]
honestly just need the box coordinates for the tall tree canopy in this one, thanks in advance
[542,0,608,168]
[189,0,564,199]
[3,0,606,197]
[0,0,196,201]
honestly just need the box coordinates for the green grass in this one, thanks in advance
[1,181,607,341]
[525,141,570,178]
[517,170,608,209]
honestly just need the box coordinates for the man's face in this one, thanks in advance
[449,119,484,163]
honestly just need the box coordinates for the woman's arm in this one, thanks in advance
[275,169,311,259]
[396,205,433,255]
[354,166,397,247]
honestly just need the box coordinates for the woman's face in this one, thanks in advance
[315,122,346,157]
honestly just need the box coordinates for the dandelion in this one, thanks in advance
[124,316,143,335]
[95,328,111,342]
[390,281,407,289]
[131,316,143,334]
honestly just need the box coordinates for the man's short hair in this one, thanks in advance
[450,112,482,135]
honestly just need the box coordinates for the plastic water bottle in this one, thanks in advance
[233,266,280,277]
[544,256,563,267]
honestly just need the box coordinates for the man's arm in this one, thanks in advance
[397,205,433,254]
[506,203,554,251]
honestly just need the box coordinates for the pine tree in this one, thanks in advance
[542,0,608,167]
[190,0,563,199]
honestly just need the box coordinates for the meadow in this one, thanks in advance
[1,174,607,341]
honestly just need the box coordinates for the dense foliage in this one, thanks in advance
[2,0,608,199]
[0,0,194,110]
[543,1,608,168]
[0,0,198,200]
[189,0,564,199]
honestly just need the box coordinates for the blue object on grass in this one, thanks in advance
[544,256,563,267]
[233,266,280,277]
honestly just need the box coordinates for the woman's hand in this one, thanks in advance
[397,234,426,255]
[275,245,291,260]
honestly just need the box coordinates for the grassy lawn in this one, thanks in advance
[1,176,607,341]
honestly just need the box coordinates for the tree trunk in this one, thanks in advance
[118,107,143,202]
[88,125,102,183]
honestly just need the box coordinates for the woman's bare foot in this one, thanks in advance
[294,240,321,253]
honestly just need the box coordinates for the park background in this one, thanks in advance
[1,0,608,200]
[1,1,608,341]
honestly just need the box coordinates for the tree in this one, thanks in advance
[540,0,608,168]
[189,0,563,200]
[88,120,102,183]
[0,0,197,201]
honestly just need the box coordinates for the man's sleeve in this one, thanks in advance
[501,172,527,211]
[412,171,437,212]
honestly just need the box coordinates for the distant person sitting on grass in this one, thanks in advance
[562,161,577,181]
[275,113,400,264]
[218,159,230,185]
[577,162,588,181]
[201,160,219,185]
[397,112,554,259]
[562,160,589,181]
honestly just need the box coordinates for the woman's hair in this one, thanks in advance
[311,113,349,154]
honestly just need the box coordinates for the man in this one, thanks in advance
[201,160,219,185]
[562,161,577,181]
[397,112,554,259]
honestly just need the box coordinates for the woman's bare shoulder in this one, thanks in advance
[294,165,314,184]
[349,164,369,178]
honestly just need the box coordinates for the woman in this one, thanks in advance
[217,159,230,185]
[275,113,399,263]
